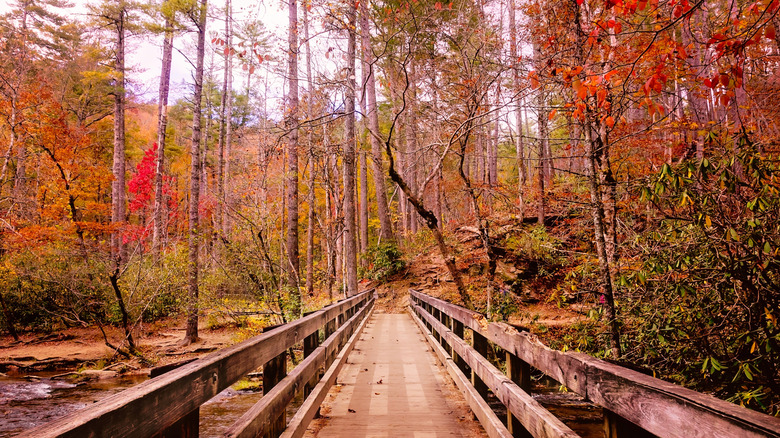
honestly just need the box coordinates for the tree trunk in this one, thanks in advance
[304,3,315,296]
[510,0,525,217]
[306,156,315,295]
[111,9,127,267]
[359,151,369,262]
[0,97,18,194]
[153,18,174,258]
[394,98,407,236]
[185,0,208,344]
[109,269,136,352]
[12,141,26,204]
[360,3,394,243]
[286,0,301,308]
[223,0,234,238]
[584,125,621,358]
[405,61,419,234]
[489,90,499,188]
[324,123,335,301]
[532,42,548,226]
[342,0,359,297]
[573,0,620,357]
[435,166,443,225]
[201,56,213,199]
[217,0,233,239]
[544,123,555,185]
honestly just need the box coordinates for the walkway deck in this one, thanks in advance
[305,312,487,438]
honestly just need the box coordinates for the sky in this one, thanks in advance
[0,0,293,102]
[128,0,290,103]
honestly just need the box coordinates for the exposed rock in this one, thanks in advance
[80,369,119,380]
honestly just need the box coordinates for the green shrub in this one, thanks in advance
[625,136,780,415]
[505,225,563,268]
[364,242,405,281]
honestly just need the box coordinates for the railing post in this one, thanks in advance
[303,326,321,399]
[325,316,336,339]
[150,360,199,438]
[452,319,467,374]
[324,317,337,366]
[604,410,655,438]
[506,351,532,437]
[443,314,453,357]
[263,350,288,438]
[433,308,442,343]
[339,306,352,350]
[471,330,489,402]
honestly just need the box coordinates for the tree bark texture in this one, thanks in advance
[111,8,127,267]
[217,0,233,239]
[153,19,174,258]
[304,3,315,296]
[360,2,394,243]
[359,151,369,263]
[342,1,359,297]
[405,61,419,234]
[185,0,208,344]
[286,0,301,305]
[533,43,547,226]
[573,0,621,357]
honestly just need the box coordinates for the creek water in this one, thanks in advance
[484,376,605,438]
[0,372,272,437]
[533,377,604,438]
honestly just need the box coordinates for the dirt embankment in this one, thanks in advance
[0,318,237,376]
[368,223,587,329]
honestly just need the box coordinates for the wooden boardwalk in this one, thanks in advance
[305,313,487,438]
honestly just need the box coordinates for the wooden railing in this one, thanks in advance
[21,289,375,438]
[409,289,780,438]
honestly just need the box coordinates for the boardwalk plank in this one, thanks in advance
[305,313,487,438]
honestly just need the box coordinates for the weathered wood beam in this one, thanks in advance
[224,296,374,438]
[411,290,780,438]
[280,299,375,438]
[412,302,580,438]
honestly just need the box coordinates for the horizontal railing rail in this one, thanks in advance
[410,289,780,438]
[224,292,374,438]
[409,290,578,438]
[21,290,375,438]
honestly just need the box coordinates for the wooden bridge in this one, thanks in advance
[19,289,780,438]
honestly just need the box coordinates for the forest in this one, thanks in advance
[0,0,778,419]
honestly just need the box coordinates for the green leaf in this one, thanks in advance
[710,357,722,372]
